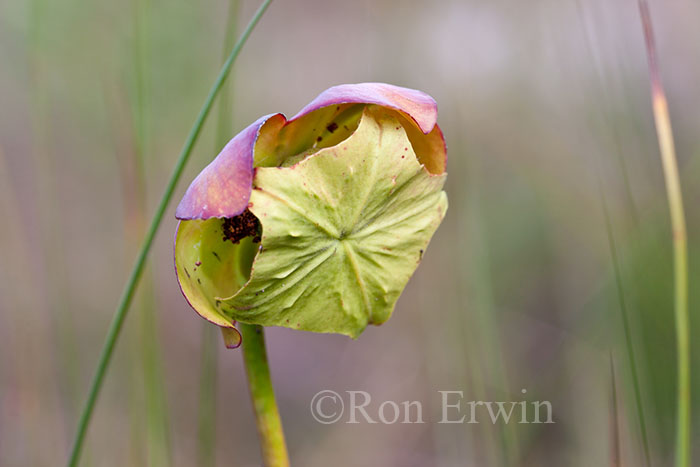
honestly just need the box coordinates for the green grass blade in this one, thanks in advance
[638,2,691,466]
[67,1,273,465]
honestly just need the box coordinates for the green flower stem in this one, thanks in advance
[239,324,290,467]
[67,1,272,465]
[639,2,691,467]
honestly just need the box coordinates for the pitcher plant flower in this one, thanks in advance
[175,83,448,348]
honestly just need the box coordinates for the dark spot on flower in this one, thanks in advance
[404,147,408,151]
[343,125,349,131]
[419,249,424,260]
[215,300,221,308]
[222,209,261,244]
[184,268,190,278]
[195,261,202,267]
[212,251,221,261]
[197,278,201,284]
[326,122,338,133]
[316,136,323,142]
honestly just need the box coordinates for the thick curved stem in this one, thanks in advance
[240,324,290,467]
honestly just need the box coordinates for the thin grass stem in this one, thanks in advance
[66,1,273,464]
[638,3,691,466]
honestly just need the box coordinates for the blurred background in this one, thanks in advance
[1,0,698,465]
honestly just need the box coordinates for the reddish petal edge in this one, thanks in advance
[433,123,448,172]
[176,84,440,221]
[290,83,438,134]
[173,220,242,347]
[175,113,282,220]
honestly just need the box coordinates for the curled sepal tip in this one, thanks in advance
[221,326,242,349]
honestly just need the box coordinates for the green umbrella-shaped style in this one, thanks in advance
[175,83,448,347]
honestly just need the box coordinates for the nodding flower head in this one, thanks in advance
[174,83,448,348]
